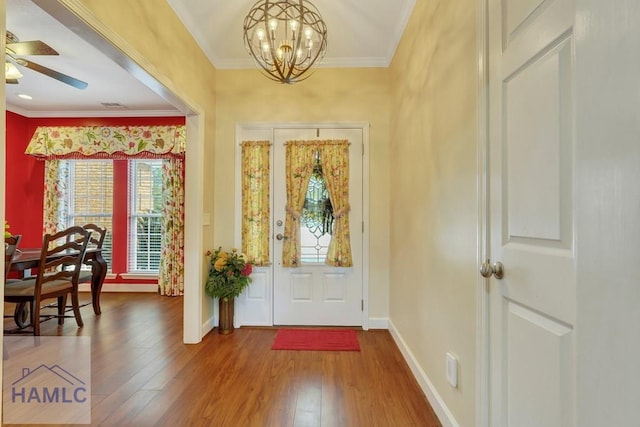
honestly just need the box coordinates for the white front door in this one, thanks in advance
[272,128,363,326]
[487,0,576,425]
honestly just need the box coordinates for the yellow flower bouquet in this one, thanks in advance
[205,247,253,299]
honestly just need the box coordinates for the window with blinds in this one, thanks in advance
[59,159,164,275]
[128,160,163,272]
[62,160,114,268]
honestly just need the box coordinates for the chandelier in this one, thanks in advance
[243,0,327,84]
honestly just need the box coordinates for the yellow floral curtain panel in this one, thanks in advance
[241,141,271,266]
[282,140,353,268]
[319,142,353,267]
[282,142,316,267]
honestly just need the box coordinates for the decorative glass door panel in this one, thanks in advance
[300,151,331,263]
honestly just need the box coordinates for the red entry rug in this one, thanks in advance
[271,328,360,351]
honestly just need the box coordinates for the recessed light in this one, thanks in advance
[18,94,32,100]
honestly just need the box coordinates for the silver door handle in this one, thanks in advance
[480,260,504,279]
[276,233,286,241]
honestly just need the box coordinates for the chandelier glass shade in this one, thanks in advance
[243,0,327,84]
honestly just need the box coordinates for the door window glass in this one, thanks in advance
[300,152,333,263]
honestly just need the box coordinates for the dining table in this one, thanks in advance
[10,246,108,316]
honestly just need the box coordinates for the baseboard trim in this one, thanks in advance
[388,319,460,427]
[367,317,389,329]
[202,316,216,338]
[78,283,158,293]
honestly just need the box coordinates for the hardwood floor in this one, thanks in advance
[3,293,441,426]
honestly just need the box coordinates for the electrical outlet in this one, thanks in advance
[446,352,458,388]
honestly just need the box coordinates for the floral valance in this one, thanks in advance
[25,125,186,159]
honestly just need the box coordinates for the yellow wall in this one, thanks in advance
[389,0,478,425]
[75,0,218,320]
[215,68,391,319]
[68,1,477,423]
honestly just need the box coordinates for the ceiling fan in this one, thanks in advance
[5,30,88,90]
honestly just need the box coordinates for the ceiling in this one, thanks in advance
[5,0,415,118]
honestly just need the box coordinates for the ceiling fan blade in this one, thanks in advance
[18,59,88,90]
[6,40,58,56]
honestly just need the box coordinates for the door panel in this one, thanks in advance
[488,0,576,425]
[505,0,546,38]
[273,128,363,326]
[506,302,573,427]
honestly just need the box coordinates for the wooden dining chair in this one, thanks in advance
[4,226,91,335]
[56,223,108,312]
[77,223,107,285]
[2,235,20,361]
[4,234,22,279]
[4,234,28,327]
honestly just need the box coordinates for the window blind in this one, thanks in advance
[64,160,114,268]
[128,160,163,272]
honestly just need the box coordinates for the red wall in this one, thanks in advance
[6,112,42,247]
[5,112,185,284]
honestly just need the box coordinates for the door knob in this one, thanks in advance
[480,260,504,279]
[276,233,285,241]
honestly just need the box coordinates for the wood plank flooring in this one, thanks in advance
[3,293,442,427]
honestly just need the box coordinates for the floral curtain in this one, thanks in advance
[282,142,316,267]
[158,158,185,296]
[35,125,186,297]
[42,159,67,236]
[25,125,186,159]
[282,140,353,268]
[241,141,271,266]
[319,141,352,266]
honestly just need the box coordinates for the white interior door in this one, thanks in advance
[487,0,576,426]
[273,128,363,326]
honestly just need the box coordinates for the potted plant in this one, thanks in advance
[205,247,253,334]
